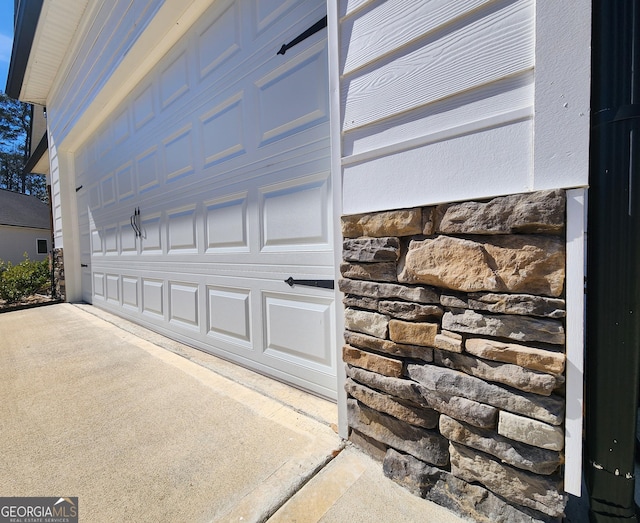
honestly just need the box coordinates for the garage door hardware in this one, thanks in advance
[130,207,142,238]
[284,277,334,289]
[277,16,327,55]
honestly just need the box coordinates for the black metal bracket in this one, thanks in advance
[285,277,334,289]
[75,185,83,192]
[277,16,327,56]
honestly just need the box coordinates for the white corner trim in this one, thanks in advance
[327,0,348,439]
[564,187,586,496]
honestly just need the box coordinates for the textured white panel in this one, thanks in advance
[205,194,248,251]
[93,272,105,297]
[101,175,116,206]
[116,162,135,200]
[256,42,328,144]
[161,51,190,108]
[97,126,112,158]
[264,293,333,367]
[91,229,103,254]
[142,279,164,316]
[81,268,93,304]
[137,147,160,192]
[201,93,245,166]
[343,73,534,158]
[89,184,101,210]
[342,0,534,131]
[134,85,155,129]
[141,215,162,254]
[164,126,194,180]
[261,175,329,249]
[198,1,240,79]
[122,276,139,308]
[120,220,138,254]
[207,286,251,342]
[106,274,120,303]
[169,282,199,327]
[343,120,532,214]
[342,0,494,74]
[113,107,130,145]
[104,226,118,255]
[167,206,197,252]
[255,0,295,33]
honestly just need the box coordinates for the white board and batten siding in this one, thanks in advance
[331,0,590,495]
[70,0,337,399]
[337,0,591,215]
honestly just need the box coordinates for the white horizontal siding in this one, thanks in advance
[342,0,534,133]
[338,0,537,211]
[341,0,495,76]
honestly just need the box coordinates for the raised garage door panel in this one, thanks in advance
[74,0,336,398]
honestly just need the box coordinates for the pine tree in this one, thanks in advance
[0,92,46,200]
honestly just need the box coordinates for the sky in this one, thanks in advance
[0,0,14,93]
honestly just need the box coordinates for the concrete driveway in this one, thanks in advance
[0,303,465,523]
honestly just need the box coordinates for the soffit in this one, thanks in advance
[20,0,90,105]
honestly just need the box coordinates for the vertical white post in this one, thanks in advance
[327,0,347,438]
[564,187,587,496]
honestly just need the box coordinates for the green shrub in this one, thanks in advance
[0,254,50,303]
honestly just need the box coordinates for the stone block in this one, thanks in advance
[468,292,566,319]
[340,261,398,282]
[389,319,438,347]
[382,448,442,497]
[345,379,439,429]
[346,365,423,404]
[347,399,449,466]
[343,295,379,311]
[422,207,436,235]
[442,310,565,345]
[439,415,562,475]
[498,411,565,451]
[378,301,443,321]
[343,237,400,262]
[344,308,389,338]
[345,330,433,361]
[434,350,562,396]
[338,278,440,304]
[434,331,463,353]
[440,294,469,308]
[343,346,403,377]
[407,364,564,425]
[449,443,566,518]
[341,209,423,238]
[437,190,565,235]
[398,235,565,298]
[465,338,565,375]
[350,429,387,462]
[424,471,558,523]
[416,386,498,429]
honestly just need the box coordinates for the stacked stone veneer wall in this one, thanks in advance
[340,190,568,523]
[53,247,65,301]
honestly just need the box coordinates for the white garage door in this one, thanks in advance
[74,0,336,399]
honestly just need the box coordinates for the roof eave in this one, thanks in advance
[22,132,48,175]
[5,0,44,100]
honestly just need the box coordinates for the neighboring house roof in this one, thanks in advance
[0,189,50,229]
